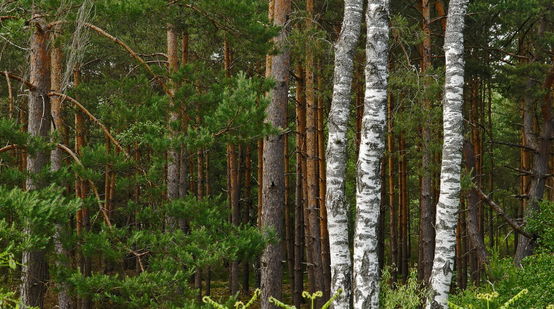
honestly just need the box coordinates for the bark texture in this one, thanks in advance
[166,24,180,230]
[50,42,75,309]
[353,1,389,308]
[260,0,290,307]
[325,0,363,307]
[426,0,468,307]
[21,15,51,308]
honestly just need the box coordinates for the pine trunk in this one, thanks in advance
[293,65,306,308]
[260,0,290,307]
[50,40,75,309]
[166,24,180,230]
[21,14,50,308]
[418,0,436,284]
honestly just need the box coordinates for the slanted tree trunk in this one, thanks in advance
[260,0,290,307]
[353,1,390,307]
[515,65,554,264]
[463,142,489,277]
[426,0,469,307]
[325,0,363,307]
[21,14,51,308]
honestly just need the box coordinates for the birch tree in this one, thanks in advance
[353,1,389,308]
[426,0,469,307]
[325,0,363,307]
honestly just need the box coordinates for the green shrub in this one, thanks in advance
[450,253,554,308]
[379,268,430,309]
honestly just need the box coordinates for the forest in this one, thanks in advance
[0,0,553,308]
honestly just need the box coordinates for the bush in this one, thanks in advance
[450,253,554,308]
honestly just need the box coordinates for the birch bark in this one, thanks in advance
[426,0,469,307]
[353,1,389,308]
[325,0,363,307]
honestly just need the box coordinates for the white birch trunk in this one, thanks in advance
[426,0,468,307]
[325,0,363,307]
[353,1,389,308]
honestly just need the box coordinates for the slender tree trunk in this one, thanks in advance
[455,207,467,290]
[463,142,489,273]
[50,39,75,309]
[260,0,290,307]
[325,0,363,307]
[166,24,180,230]
[353,1,390,307]
[284,109,294,283]
[305,1,324,301]
[387,93,398,282]
[426,0,468,307]
[21,14,50,308]
[293,65,306,308]
[398,133,409,281]
[317,72,331,299]
[418,0,436,284]
[242,145,252,294]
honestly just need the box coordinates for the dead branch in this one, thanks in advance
[476,187,534,239]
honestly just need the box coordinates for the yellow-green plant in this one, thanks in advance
[448,289,528,309]
[269,289,343,309]
[202,288,261,309]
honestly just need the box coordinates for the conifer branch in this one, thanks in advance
[56,143,112,228]
[47,92,129,157]
[83,23,172,97]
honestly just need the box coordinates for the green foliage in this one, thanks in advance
[0,185,81,252]
[526,200,554,252]
[451,253,554,308]
[379,268,430,309]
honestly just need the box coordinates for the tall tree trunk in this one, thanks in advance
[293,65,306,308]
[325,0,363,306]
[305,0,324,300]
[426,0,468,307]
[317,71,331,299]
[21,14,51,308]
[387,93,398,282]
[463,142,489,273]
[50,39,74,309]
[284,108,294,284]
[398,133,409,281]
[166,24,180,230]
[224,39,241,295]
[353,1,390,307]
[260,0,290,307]
[73,67,92,309]
[418,0,436,284]
[515,65,554,264]
[242,145,253,294]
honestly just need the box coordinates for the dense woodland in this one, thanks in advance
[0,0,553,308]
